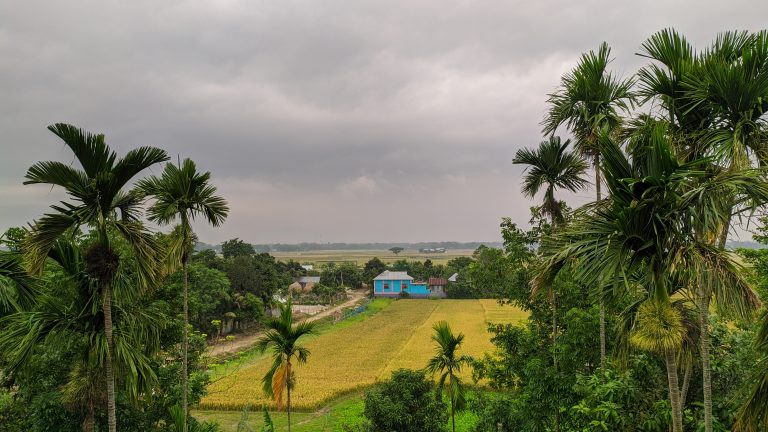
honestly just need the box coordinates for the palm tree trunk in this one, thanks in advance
[182,257,189,432]
[451,392,456,432]
[699,288,713,432]
[83,400,95,432]
[665,349,684,432]
[681,358,692,407]
[287,362,292,432]
[103,282,117,432]
[595,154,607,369]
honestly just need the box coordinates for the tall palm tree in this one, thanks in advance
[138,158,229,431]
[256,299,317,432]
[513,136,588,431]
[637,29,768,432]
[22,123,168,432]
[0,238,166,432]
[535,123,767,432]
[543,42,634,367]
[424,321,473,432]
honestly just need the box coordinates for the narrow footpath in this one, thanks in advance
[206,289,369,358]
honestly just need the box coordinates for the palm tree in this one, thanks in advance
[138,158,229,431]
[637,29,768,432]
[543,42,634,367]
[535,123,767,432]
[424,321,473,432]
[513,136,587,431]
[256,299,317,432]
[0,238,167,432]
[22,123,168,432]
[513,136,589,226]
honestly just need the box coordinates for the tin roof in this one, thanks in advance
[374,271,414,281]
[296,276,321,283]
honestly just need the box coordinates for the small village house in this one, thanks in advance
[373,270,447,298]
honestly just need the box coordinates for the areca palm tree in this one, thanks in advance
[535,123,768,432]
[513,136,588,426]
[0,238,166,432]
[138,158,229,430]
[256,299,317,432]
[637,29,768,432]
[543,42,634,367]
[424,321,473,432]
[22,123,168,432]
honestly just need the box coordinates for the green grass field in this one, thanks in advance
[270,249,476,266]
[199,299,526,411]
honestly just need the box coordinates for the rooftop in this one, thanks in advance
[374,271,414,281]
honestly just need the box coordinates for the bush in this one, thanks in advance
[362,369,447,432]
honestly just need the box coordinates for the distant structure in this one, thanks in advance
[301,264,314,271]
[373,270,447,298]
[419,247,446,253]
[448,273,458,282]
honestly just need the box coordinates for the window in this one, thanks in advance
[383,283,390,291]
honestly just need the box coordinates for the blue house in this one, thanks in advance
[373,271,446,298]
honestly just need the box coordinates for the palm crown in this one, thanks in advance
[513,136,588,224]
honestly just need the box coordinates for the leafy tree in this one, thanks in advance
[362,369,447,432]
[139,158,229,430]
[255,299,317,432]
[225,254,282,304]
[320,262,363,288]
[21,123,168,432]
[388,247,404,255]
[363,257,387,285]
[425,321,473,432]
[222,238,255,258]
[543,42,634,368]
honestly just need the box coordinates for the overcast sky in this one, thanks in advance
[1,1,766,244]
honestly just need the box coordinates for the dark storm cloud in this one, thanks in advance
[1,0,765,243]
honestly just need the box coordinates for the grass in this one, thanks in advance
[193,391,481,432]
[270,249,476,266]
[199,299,527,411]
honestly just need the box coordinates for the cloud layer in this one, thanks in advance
[1,0,765,243]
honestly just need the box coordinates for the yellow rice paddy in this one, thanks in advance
[199,299,527,411]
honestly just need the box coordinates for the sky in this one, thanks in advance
[1,0,767,245]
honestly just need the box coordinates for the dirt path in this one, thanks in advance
[206,289,369,358]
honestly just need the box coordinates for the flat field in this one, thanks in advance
[199,299,526,411]
[270,249,476,266]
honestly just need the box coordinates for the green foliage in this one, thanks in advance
[362,369,447,432]
[388,247,404,255]
[222,238,256,259]
[320,262,363,288]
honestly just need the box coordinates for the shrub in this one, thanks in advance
[362,369,447,432]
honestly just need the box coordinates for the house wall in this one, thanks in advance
[374,279,432,297]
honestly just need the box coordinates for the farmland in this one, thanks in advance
[270,249,477,266]
[199,299,527,411]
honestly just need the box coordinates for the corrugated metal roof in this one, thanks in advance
[374,271,413,281]
[428,278,448,286]
[448,273,458,282]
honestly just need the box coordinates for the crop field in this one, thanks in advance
[199,299,526,411]
[270,249,476,266]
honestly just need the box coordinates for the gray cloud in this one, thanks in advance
[1,0,766,243]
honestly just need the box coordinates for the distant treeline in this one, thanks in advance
[195,241,502,253]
